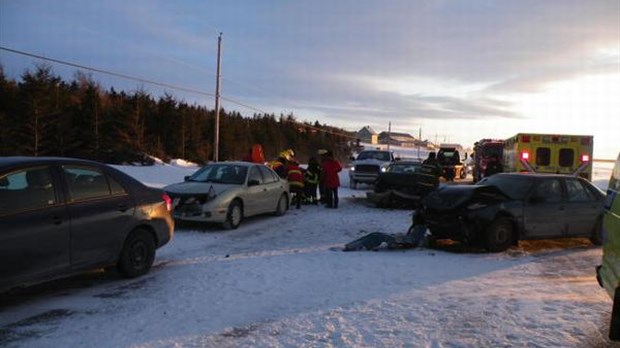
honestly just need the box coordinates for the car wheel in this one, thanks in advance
[117,228,156,278]
[484,217,515,252]
[460,168,466,179]
[590,217,603,246]
[274,193,289,216]
[223,200,243,230]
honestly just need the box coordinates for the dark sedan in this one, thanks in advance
[367,160,439,208]
[414,173,605,252]
[0,157,174,292]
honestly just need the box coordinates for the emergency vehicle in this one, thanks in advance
[472,138,504,183]
[503,133,593,180]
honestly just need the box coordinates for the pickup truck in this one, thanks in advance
[348,150,396,189]
[437,144,466,181]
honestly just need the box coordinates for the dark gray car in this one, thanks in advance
[0,157,174,292]
[413,173,605,252]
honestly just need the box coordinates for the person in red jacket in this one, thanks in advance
[321,151,342,208]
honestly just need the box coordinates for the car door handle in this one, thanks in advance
[117,203,129,212]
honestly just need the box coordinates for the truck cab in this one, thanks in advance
[437,144,466,181]
[348,150,396,189]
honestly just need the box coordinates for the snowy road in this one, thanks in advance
[0,195,615,347]
[0,161,617,347]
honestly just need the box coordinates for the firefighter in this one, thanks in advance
[285,159,304,209]
[269,149,294,178]
[304,157,321,204]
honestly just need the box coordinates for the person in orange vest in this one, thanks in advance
[285,159,304,209]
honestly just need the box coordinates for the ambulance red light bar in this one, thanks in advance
[521,135,531,143]
[521,151,530,160]
[581,154,590,162]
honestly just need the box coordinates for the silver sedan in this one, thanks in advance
[164,161,290,229]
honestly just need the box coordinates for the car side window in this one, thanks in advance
[248,166,265,185]
[63,166,117,201]
[565,179,592,202]
[533,178,562,203]
[257,165,278,183]
[0,166,57,215]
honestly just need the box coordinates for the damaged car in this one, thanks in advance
[413,173,605,252]
[164,162,289,229]
[366,160,439,208]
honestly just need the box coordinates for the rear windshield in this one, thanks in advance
[478,175,534,200]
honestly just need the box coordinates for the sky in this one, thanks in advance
[1,0,619,158]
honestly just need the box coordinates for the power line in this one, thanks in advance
[0,46,216,98]
[0,45,357,140]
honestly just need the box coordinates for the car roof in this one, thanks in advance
[207,161,264,167]
[493,172,584,180]
[0,156,103,170]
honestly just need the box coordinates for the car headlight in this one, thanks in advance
[350,167,355,171]
[381,167,387,172]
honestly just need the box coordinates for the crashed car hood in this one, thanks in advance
[163,181,235,196]
[421,184,510,211]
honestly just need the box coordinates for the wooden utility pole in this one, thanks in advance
[387,121,391,151]
[213,32,223,162]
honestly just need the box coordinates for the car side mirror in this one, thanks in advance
[349,156,356,161]
[248,179,260,186]
[184,176,190,181]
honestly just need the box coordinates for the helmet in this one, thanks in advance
[280,149,295,161]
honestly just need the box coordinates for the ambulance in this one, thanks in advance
[503,133,594,180]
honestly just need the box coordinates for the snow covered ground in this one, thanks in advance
[0,155,617,347]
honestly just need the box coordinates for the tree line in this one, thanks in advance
[0,64,353,164]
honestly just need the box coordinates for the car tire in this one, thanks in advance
[223,200,243,230]
[117,228,156,278]
[274,193,288,216]
[460,168,466,180]
[484,217,515,252]
[590,217,603,246]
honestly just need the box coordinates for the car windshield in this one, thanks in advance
[357,151,390,161]
[387,163,421,173]
[188,164,248,185]
[478,175,533,200]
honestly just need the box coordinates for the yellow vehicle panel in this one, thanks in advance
[503,133,593,180]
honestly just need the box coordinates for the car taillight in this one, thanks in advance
[521,151,530,160]
[581,154,590,162]
[162,193,172,211]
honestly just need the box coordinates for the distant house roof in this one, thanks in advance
[359,126,377,135]
[378,131,416,142]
